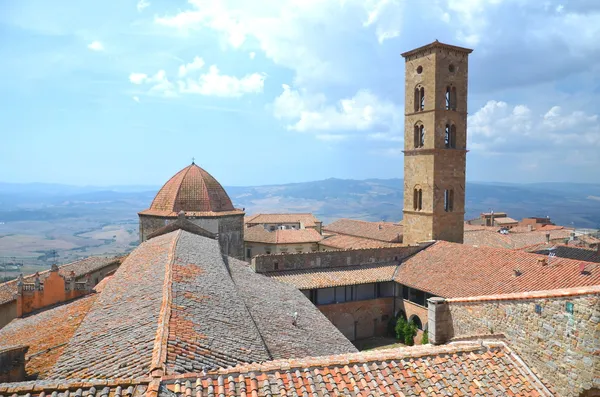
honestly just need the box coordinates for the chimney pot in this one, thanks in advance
[537,258,547,266]
[545,232,550,243]
[527,225,532,232]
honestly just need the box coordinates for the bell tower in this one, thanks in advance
[401,41,473,244]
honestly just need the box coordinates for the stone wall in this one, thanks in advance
[245,242,318,260]
[0,346,28,383]
[217,214,244,260]
[139,215,168,242]
[251,244,427,273]
[0,302,16,330]
[428,287,600,397]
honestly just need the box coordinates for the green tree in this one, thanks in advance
[395,317,408,341]
[421,330,429,344]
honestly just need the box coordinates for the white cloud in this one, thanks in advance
[249,52,255,60]
[137,0,150,12]
[273,84,401,135]
[179,65,265,97]
[468,100,600,152]
[154,0,405,86]
[133,96,140,103]
[87,41,104,51]
[316,134,348,142]
[178,56,205,77]
[129,73,148,84]
[130,57,264,98]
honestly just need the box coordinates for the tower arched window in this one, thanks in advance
[414,124,425,148]
[420,87,425,111]
[444,189,454,212]
[414,88,419,113]
[445,124,457,148]
[446,86,457,111]
[413,187,423,211]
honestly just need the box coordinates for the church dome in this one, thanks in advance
[140,163,239,216]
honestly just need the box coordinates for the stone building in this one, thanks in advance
[138,162,245,259]
[401,41,472,244]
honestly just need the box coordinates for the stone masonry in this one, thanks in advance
[427,287,600,397]
[401,42,472,244]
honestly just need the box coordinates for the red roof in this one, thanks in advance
[139,163,242,217]
[395,240,600,298]
[245,213,321,228]
[244,226,323,244]
[324,219,403,242]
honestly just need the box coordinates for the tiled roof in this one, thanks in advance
[227,257,357,359]
[267,263,399,289]
[495,216,518,224]
[0,256,120,305]
[0,378,150,397]
[323,219,403,242]
[520,243,600,263]
[160,342,551,397]
[50,230,354,379]
[395,240,600,298]
[50,232,177,379]
[0,294,98,378]
[463,228,572,250]
[319,234,404,249]
[245,213,321,228]
[244,226,323,244]
[139,163,242,217]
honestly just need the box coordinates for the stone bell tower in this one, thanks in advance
[401,41,473,244]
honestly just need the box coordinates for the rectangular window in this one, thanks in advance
[335,286,346,303]
[356,283,376,300]
[402,285,409,299]
[316,288,336,305]
[377,282,395,297]
[444,190,454,212]
[246,248,252,258]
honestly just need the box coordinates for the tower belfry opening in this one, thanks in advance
[400,41,473,244]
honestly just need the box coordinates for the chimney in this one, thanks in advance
[537,258,547,266]
[545,232,550,243]
[527,224,533,232]
[178,210,186,221]
[378,224,383,230]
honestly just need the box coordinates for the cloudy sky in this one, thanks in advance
[0,0,599,186]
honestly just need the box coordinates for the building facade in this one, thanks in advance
[401,41,472,244]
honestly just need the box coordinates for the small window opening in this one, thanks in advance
[444,189,454,212]
[445,124,456,148]
[449,64,455,72]
[416,65,423,74]
[413,188,423,211]
[451,86,457,111]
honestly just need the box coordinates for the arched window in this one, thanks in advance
[444,189,454,212]
[414,87,419,113]
[451,86,457,110]
[414,187,423,211]
[445,86,451,110]
[414,124,425,148]
[420,87,425,110]
[445,124,457,148]
[409,314,423,330]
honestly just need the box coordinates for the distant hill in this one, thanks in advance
[0,179,599,268]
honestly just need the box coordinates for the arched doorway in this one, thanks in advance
[409,314,423,330]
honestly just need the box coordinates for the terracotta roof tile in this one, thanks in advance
[323,219,403,242]
[520,243,600,263]
[244,226,323,244]
[0,256,120,305]
[395,240,600,298]
[320,234,404,249]
[245,213,321,228]
[0,294,98,378]
[139,163,243,217]
[267,263,399,289]
[0,378,150,397]
[463,228,572,250]
[160,342,551,396]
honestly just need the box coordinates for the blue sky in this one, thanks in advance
[0,0,599,187]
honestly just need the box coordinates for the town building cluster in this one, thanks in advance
[0,41,598,397]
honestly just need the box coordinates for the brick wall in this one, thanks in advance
[317,298,396,341]
[428,287,600,397]
[251,244,427,273]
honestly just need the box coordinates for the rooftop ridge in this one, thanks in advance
[445,285,600,303]
[150,230,181,377]
[401,40,473,58]
[160,342,497,380]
